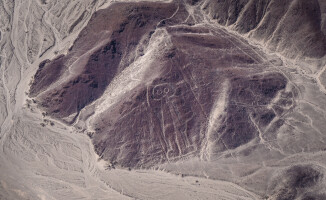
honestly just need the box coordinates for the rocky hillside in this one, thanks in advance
[1,0,326,199]
[202,0,326,59]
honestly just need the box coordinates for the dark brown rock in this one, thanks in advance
[202,0,326,58]
[30,2,178,122]
[31,1,296,168]
[268,165,324,200]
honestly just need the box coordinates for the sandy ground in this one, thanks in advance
[0,0,326,199]
[0,0,260,199]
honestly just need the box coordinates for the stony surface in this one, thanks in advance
[202,0,326,59]
[1,0,326,199]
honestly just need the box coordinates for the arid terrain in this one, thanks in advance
[1,0,326,199]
